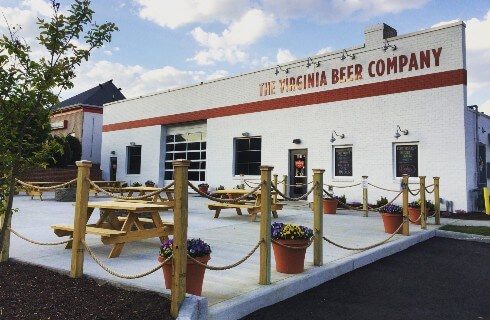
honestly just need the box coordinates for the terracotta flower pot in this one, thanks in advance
[159,255,210,296]
[408,207,421,225]
[323,199,338,214]
[198,186,209,194]
[381,213,403,234]
[272,239,308,274]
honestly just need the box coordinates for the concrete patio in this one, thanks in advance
[7,192,478,318]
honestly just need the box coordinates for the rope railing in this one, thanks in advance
[367,183,400,193]
[408,188,420,196]
[82,240,173,279]
[8,227,71,246]
[87,179,175,200]
[271,182,317,201]
[325,182,361,189]
[408,214,422,224]
[189,181,262,203]
[15,178,77,191]
[322,222,403,251]
[186,240,262,270]
[323,189,403,213]
[425,185,435,194]
[244,179,260,185]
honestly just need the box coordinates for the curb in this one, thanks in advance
[208,229,435,320]
[177,295,208,320]
[435,229,490,243]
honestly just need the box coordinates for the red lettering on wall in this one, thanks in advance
[419,50,430,69]
[432,47,442,66]
[399,55,408,72]
[368,61,376,77]
[376,59,385,76]
[387,57,397,74]
[332,69,339,84]
[319,71,327,86]
[409,53,419,71]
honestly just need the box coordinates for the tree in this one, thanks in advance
[0,0,118,259]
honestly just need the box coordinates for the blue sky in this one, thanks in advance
[1,0,490,111]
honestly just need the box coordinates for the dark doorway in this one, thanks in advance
[289,149,307,198]
[110,156,117,181]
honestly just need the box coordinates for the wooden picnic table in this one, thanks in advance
[208,189,282,221]
[90,181,125,196]
[20,181,73,200]
[51,201,173,258]
[120,186,175,202]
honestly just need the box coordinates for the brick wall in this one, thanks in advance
[19,164,102,182]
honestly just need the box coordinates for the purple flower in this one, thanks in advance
[160,238,211,258]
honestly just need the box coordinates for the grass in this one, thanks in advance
[439,225,490,236]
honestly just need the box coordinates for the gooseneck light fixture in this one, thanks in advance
[306,57,320,68]
[330,130,345,143]
[275,65,290,75]
[340,49,355,61]
[382,39,397,52]
[394,125,409,139]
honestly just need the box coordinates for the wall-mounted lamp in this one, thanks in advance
[241,132,250,137]
[275,65,290,75]
[382,39,397,52]
[394,125,409,139]
[110,150,116,155]
[330,130,345,143]
[306,57,320,68]
[292,139,301,144]
[129,141,136,146]
[340,49,355,61]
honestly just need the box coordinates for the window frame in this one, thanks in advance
[126,145,142,175]
[234,136,262,177]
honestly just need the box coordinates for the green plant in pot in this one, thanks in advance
[145,180,155,187]
[271,222,313,274]
[380,204,403,234]
[322,195,345,214]
[408,200,423,225]
[158,238,211,296]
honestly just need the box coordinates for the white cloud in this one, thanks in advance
[466,10,490,51]
[431,19,460,28]
[317,47,333,55]
[134,0,249,29]
[63,60,229,99]
[276,48,296,64]
[481,99,490,115]
[189,9,278,65]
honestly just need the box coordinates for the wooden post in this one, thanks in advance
[434,177,441,224]
[282,174,287,199]
[362,175,369,217]
[419,176,427,229]
[273,174,278,204]
[170,160,190,317]
[70,160,92,278]
[259,165,273,285]
[401,175,410,236]
[312,169,324,266]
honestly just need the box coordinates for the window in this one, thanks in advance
[127,145,141,174]
[333,146,353,177]
[394,144,418,177]
[235,137,261,175]
[164,132,206,182]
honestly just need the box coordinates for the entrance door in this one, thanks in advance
[289,149,307,198]
[110,157,117,181]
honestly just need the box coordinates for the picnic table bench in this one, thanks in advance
[51,201,173,258]
[207,189,283,221]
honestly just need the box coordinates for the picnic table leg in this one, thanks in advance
[272,210,278,218]
[214,209,221,218]
[149,211,168,243]
[235,208,243,216]
[108,213,135,258]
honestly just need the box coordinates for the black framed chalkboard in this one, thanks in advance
[395,145,418,177]
[334,147,353,176]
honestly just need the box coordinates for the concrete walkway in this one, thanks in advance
[8,193,451,316]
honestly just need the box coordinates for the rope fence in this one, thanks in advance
[16,178,77,191]
[367,182,400,193]
[325,182,361,189]
[271,238,314,250]
[189,181,262,203]
[8,227,71,246]
[82,240,173,279]
[322,222,403,251]
[87,179,175,200]
[187,240,262,270]
[271,182,317,201]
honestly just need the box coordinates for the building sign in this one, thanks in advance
[259,47,442,97]
[50,120,67,130]
[395,145,418,177]
[334,147,353,177]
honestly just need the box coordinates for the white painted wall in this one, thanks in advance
[81,111,103,164]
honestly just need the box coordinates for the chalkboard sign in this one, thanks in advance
[334,147,353,176]
[395,145,418,177]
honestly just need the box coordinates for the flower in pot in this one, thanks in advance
[131,181,142,187]
[408,200,422,225]
[376,196,388,208]
[380,204,403,234]
[158,238,211,296]
[271,222,313,274]
[198,183,209,194]
[322,195,344,214]
[145,180,155,187]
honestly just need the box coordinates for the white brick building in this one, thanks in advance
[101,22,489,211]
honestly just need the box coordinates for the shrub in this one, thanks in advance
[131,182,142,187]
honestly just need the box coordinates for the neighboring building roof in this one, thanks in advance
[58,80,125,109]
